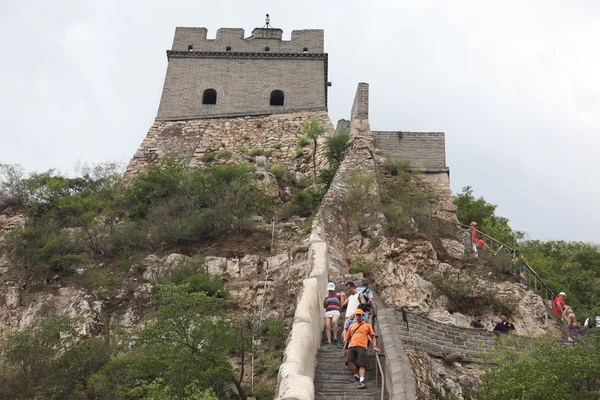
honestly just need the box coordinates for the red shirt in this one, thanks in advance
[469,228,478,243]
[552,297,565,318]
[477,239,485,248]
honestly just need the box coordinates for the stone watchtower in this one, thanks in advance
[157,26,328,120]
[125,24,333,177]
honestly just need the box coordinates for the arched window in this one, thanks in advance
[270,90,284,106]
[202,89,217,105]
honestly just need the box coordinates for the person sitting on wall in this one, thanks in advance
[493,314,516,334]
[566,313,584,340]
[470,312,487,331]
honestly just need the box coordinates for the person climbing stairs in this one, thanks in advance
[314,311,383,399]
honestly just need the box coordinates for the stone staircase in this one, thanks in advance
[314,315,384,399]
[314,343,382,399]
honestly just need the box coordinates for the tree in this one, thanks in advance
[133,284,244,399]
[324,128,351,169]
[473,335,600,399]
[301,115,326,178]
[453,186,523,246]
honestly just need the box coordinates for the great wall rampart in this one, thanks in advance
[125,24,554,400]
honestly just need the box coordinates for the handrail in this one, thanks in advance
[372,314,385,400]
[455,221,557,302]
[375,352,385,400]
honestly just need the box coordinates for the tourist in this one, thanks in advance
[323,282,345,345]
[340,282,366,346]
[552,292,567,320]
[513,250,526,279]
[493,314,516,333]
[343,309,380,389]
[476,238,493,257]
[567,313,584,340]
[469,222,479,257]
[470,312,487,331]
[356,279,374,320]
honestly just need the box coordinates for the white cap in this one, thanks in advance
[327,282,335,291]
[559,292,566,296]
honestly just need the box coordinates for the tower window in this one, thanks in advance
[188,45,193,51]
[265,46,270,52]
[202,89,217,105]
[270,90,284,106]
[303,47,308,53]
[226,46,231,51]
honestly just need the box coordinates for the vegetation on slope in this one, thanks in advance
[454,186,600,317]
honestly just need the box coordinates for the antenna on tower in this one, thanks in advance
[264,14,272,29]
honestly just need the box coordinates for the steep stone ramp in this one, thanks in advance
[314,343,381,399]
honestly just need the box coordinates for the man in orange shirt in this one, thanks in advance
[343,309,380,389]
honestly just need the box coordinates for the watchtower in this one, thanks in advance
[156,24,328,120]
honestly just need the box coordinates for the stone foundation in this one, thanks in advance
[125,111,333,178]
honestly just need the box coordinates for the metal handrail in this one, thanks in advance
[375,352,385,399]
[456,221,557,302]
[372,314,385,400]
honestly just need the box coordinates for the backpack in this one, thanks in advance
[357,289,372,312]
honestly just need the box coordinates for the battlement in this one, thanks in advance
[171,27,324,53]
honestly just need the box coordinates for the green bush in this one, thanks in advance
[296,136,310,147]
[349,256,376,275]
[324,128,351,167]
[217,151,231,159]
[166,255,227,298]
[249,149,265,157]
[202,152,217,163]
[294,149,305,158]
[280,187,325,219]
[473,335,600,399]
[270,165,286,179]
[263,318,286,349]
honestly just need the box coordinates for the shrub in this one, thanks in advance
[166,255,227,298]
[269,165,286,179]
[294,149,305,158]
[249,149,265,157]
[296,136,310,147]
[202,152,217,163]
[272,144,282,150]
[349,256,376,275]
[217,151,231,159]
[280,187,325,219]
[263,318,286,349]
[324,128,351,167]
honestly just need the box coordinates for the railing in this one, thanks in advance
[371,313,386,400]
[456,221,557,305]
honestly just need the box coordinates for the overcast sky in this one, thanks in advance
[1,1,599,242]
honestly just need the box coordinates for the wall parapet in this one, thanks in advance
[375,309,418,400]
[276,218,328,400]
[372,131,447,171]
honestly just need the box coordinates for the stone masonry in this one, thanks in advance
[372,131,447,172]
[125,111,333,178]
[158,27,328,119]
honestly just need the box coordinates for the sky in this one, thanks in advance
[1,1,599,242]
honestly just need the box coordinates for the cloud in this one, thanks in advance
[0,0,598,241]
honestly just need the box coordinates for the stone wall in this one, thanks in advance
[125,111,333,178]
[158,27,328,119]
[372,131,448,172]
[276,225,329,400]
[171,27,324,53]
[381,308,531,363]
[374,310,417,400]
